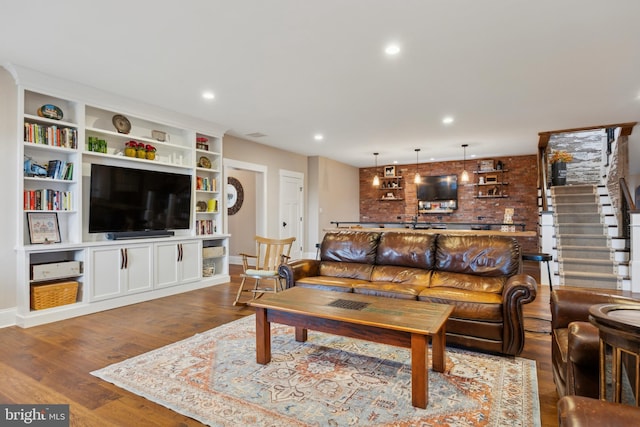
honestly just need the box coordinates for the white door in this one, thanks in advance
[280,170,304,260]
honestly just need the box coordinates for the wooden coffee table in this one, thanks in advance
[248,287,453,408]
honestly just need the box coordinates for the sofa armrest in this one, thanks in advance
[565,321,600,397]
[567,321,599,366]
[278,259,320,289]
[502,273,538,356]
[551,289,638,330]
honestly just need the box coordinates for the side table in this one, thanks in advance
[589,303,640,405]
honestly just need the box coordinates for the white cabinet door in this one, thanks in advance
[123,245,153,294]
[179,241,201,283]
[155,240,201,288]
[90,247,123,301]
[155,242,180,289]
[90,244,153,301]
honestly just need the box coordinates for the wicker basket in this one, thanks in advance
[30,281,78,310]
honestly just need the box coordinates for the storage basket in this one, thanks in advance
[202,258,216,277]
[30,281,78,310]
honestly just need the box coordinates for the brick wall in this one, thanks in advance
[359,154,539,252]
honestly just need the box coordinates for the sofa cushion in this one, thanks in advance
[320,261,374,281]
[431,271,505,294]
[435,234,520,277]
[375,232,436,269]
[295,276,362,292]
[321,231,380,264]
[370,265,432,285]
[353,281,426,300]
[418,287,503,321]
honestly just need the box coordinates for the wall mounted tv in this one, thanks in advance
[89,164,192,237]
[417,174,458,205]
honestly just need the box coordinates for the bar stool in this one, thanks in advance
[522,252,553,291]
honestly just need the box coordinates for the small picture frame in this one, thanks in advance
[27,212,61,244]
[479,160,494,171]
[384,165,396,177]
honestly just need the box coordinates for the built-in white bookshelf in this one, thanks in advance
[5,64,230,327]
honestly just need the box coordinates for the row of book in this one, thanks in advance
[196,219,217,235]
[24,122,78,149]
[196,176,217,192]
[47,160,74,180]
[24,190,73,211]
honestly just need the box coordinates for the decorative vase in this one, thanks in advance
[136,149,146,159]
[551,161,567,186]
[146,151,156,160]
[124,147,136,157]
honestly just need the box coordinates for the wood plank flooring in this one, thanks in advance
[0,264,559,426]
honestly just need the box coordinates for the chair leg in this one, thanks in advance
[233,277,248,306]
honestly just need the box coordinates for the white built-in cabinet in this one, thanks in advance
[4,64,230,327]
[90,244,154,301]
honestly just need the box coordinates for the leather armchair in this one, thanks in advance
[558,395,640,426]
[551,288,638,398]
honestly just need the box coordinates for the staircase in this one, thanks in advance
[551,184,628,289]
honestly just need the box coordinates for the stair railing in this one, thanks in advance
[619,177,636,244]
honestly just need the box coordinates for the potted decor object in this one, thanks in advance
[145,144,156,160]
[550,150,573,186]
[124,141,138,157]
[136,142,147,159]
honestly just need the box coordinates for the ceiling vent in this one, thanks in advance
[246,132,267,138]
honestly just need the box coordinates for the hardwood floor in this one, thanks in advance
[0,264,559,426]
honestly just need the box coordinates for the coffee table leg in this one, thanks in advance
[255,307,271,364]
[295,326,308,342]
[411,333,428,409]
[431,324,446,373]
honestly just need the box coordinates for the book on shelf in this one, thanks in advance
[23,189,72,211]
[45,160,74,180]
[196,176,217,192]
[196,219,217,235]
[24,122,78,148]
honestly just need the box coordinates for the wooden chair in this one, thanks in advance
[233,236,296,306]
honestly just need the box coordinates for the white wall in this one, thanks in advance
[0,68,18,318]
[308,156,360,248]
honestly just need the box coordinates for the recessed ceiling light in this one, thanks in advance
[384,44,401,56]
[314,134,324,141]
[442,116,454,124]
[202,91,215,100]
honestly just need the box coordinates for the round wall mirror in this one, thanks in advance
[227,177,244,215]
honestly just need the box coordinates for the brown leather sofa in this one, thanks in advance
[551,288,638,398]
[279,230,537,356]
[558,395,640,426]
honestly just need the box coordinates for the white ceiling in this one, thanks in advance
[2,1,640,169]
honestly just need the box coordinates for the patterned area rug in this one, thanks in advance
[92,316,540,426]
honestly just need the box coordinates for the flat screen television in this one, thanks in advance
[89,164,192,235]
[417,174,458,203]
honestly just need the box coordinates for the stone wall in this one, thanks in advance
[548,130,605,184]
[359,154,539,252]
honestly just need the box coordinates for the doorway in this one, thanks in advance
[224,159,267,264]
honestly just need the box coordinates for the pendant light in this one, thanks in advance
[372,152,380,186]
[414,148,421,184]
[460,144,469,183]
